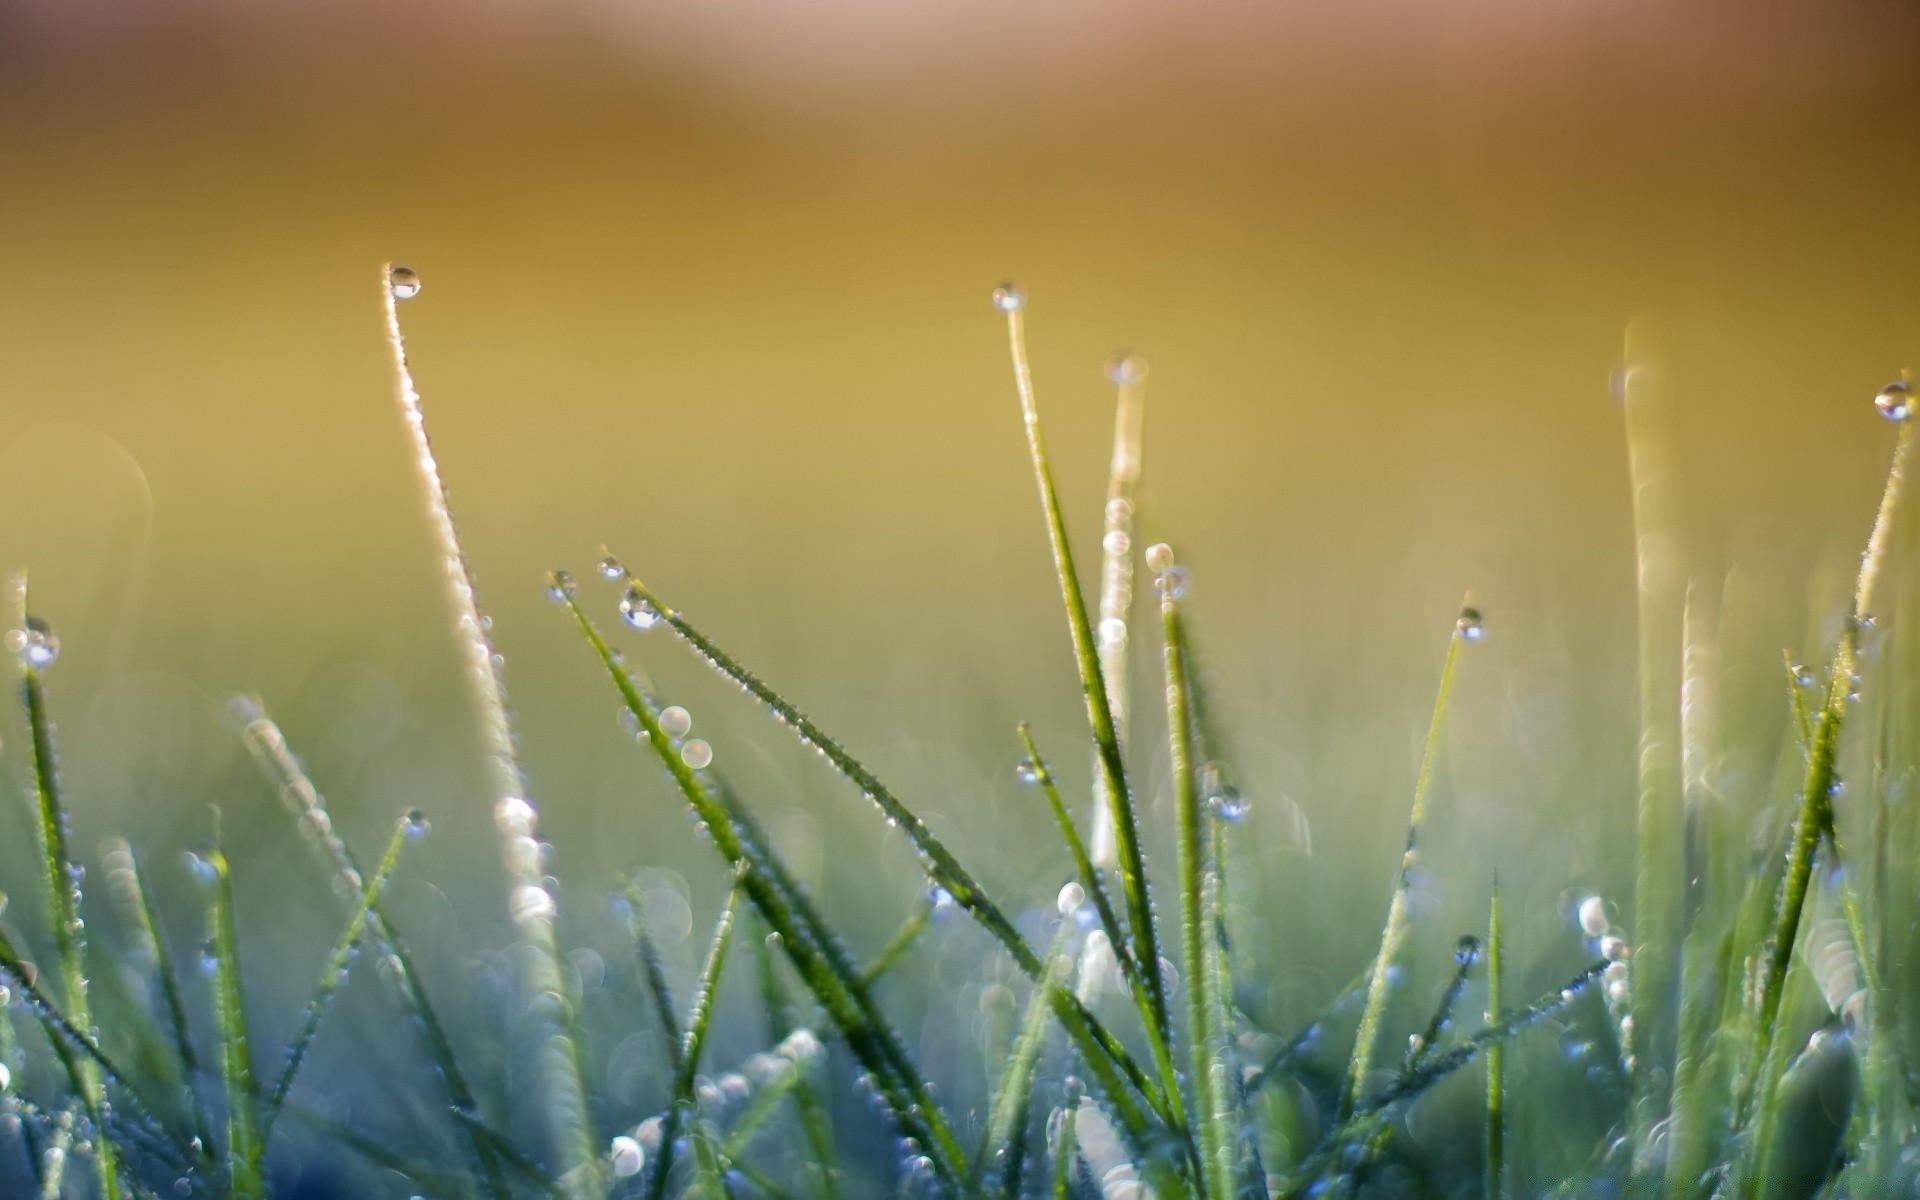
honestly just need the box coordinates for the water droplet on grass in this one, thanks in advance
[1144,543,1174,573]
[403,809,431,840]
[620,586,661,631]
[1105,353,1148,387]
[388,266,422,300]
[681,739,713,770]
[7,616,59,669]
[1875,379,1912,422]
[660,706,693,738]
[1015,758,1041,785]
[546,570,575,603]
[1456,607,1485,642]
[1454,934,1482,966]
[1057,881,1086,915]
[991,283,1025,313]
[609,1135,645,1178]
[597,555,623,580]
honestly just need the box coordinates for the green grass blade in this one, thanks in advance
[1050,1106,1078,1200]
[259,813,414,1147]
[753,932,840,1200]
[979,940,1069,1188]
[1404,936,1479,1074]
[998,291,1176,1085]
[556,592,977,1191]
[856,894,935,989]
[379,263,600,1197]
[101,839,219,1168]
[620,882,687,1065]
[204,811,263,1200]
[601,564,1173,1134]
[8,581,123,1200]
[646,874,743,1200]
[1157,550,1232,1200]
[1341,600,1473,1121]
[237,701,512,1198]
[1485,883,1504,1200]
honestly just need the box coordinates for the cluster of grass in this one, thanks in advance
[0,266,1916,1198]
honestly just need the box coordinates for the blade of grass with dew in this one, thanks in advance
[601,563,1176,1135]
[1156,546,1233,1200]
[1736,412,1914,1167]
[1049,1105,1078,1200]
[978,939,1070,1191]
[236,701,511,1197]
[7,578,123,1200]
[1618,322,1687,1155]
[555,593,978,1190]
[997,289,1178,1106]
[258,813,413,1147]
[1485,884,1503,1200]
[1090,352,1147,872]
[202,812,261,1200]
[378,263,600,1196]
[100,840,218,1170]
[645,873,742,1200]
[37,1105,73,1200]
[1340,598,1475,1122]
[753,930,840,1200]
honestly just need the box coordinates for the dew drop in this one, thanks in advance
[609,1135,645,1179]
[1014,758,1042,785]
[511,884,558,923]
[1201,761,1247,823]
[1600,935,1630,962]
[7,616,59,669]
[1105,353,1148,388]
[659,706,693,739]
[1875,379,1912,422]
[546,570,576,603]
[597,555,624,581]
[991,283,1026,314]
[1456,607,1485,643]
[1577,895,1610,937]
[1057,881,1086,915]
[403,809,431,840]
[1154,565,1191,602]
[1143,542,1175,573]
[620,586,661,631]
[927,883,957,912]
[1792,663,1815,688]
[388,266,422,301]
[681,739,713,770]
[1454,934,1482,966]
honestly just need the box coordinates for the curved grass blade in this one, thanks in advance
[1736,416,1915,1160]
[8,579,123,1199]
[1050,1106,1079,1200]
[203,811,263,1200]
[259,813,414,1147]
[237,701,511,1197]
[601,564,1174,1135]
[753,932,839,1200]
[1341,599,1474,1121]
[645,874,743,1200]
[998,294,1176,1094]
[1157,551,1232,1200]
[378,263,600,1196]
[857,895,935,990]
[557,593,976,1191]
[101,839,219,1168]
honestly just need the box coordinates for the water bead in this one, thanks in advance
[1577,895,1610,937]
[1057,881,1087,915]
[660,706,693,738]
[8,616,59,669]
[1154,565,1191,602]
[1456,607,1485,643]
[620,586,662,631]
[1015,758,1042,785]
[1143,542,1175,573]
[681,738,713,770]
[609,1136,645,1179]
[511,884,558,923]
[1875,379,1912,422]
[991,283,1026,313]
[927,883,957,912]
[403,808,431,840]
[1792,663,1815,688]
[546,570,576,603]
[1105,353,1148,388]
[388,266,422,300]
[1453,934,1482,966]
[597,555,624,580]
[1600,935,1630,962]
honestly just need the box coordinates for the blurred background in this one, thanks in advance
[1,0,1918,1191]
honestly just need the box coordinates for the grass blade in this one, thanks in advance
[978,940,1070,1189]
[8,579,123,1200]
[236,701,510,1197]
[203,811,262,1200]
[1340,598,1475,1121]
[645,874,743,1200]
[753,932,840,1200]
[1091,353,1148,871]
[997,290,1177,1100]
[856,895,935,989]
[378,262,600,1196]
[259,812,415,1147]
[1155,546,1232,1200]
[1485,884,1504,1200]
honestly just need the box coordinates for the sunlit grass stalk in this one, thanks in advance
[258,814,413,1147]
[204,812,262,1200]
[1736,416,1914,1171]
[597,568,1173,1139]
[1340,600,1470,1121]
[999,294,1177,1094]
[37,1104,73,1200]
[9,578,122,1200]
[378,263,600,1196]
[556,594,978,1190]
[1091,354,1147,871]
[979,940,1069,1193]
[1485,883,1503,1200]
[237,702,510,1197]
[1158,555,1232,1200]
